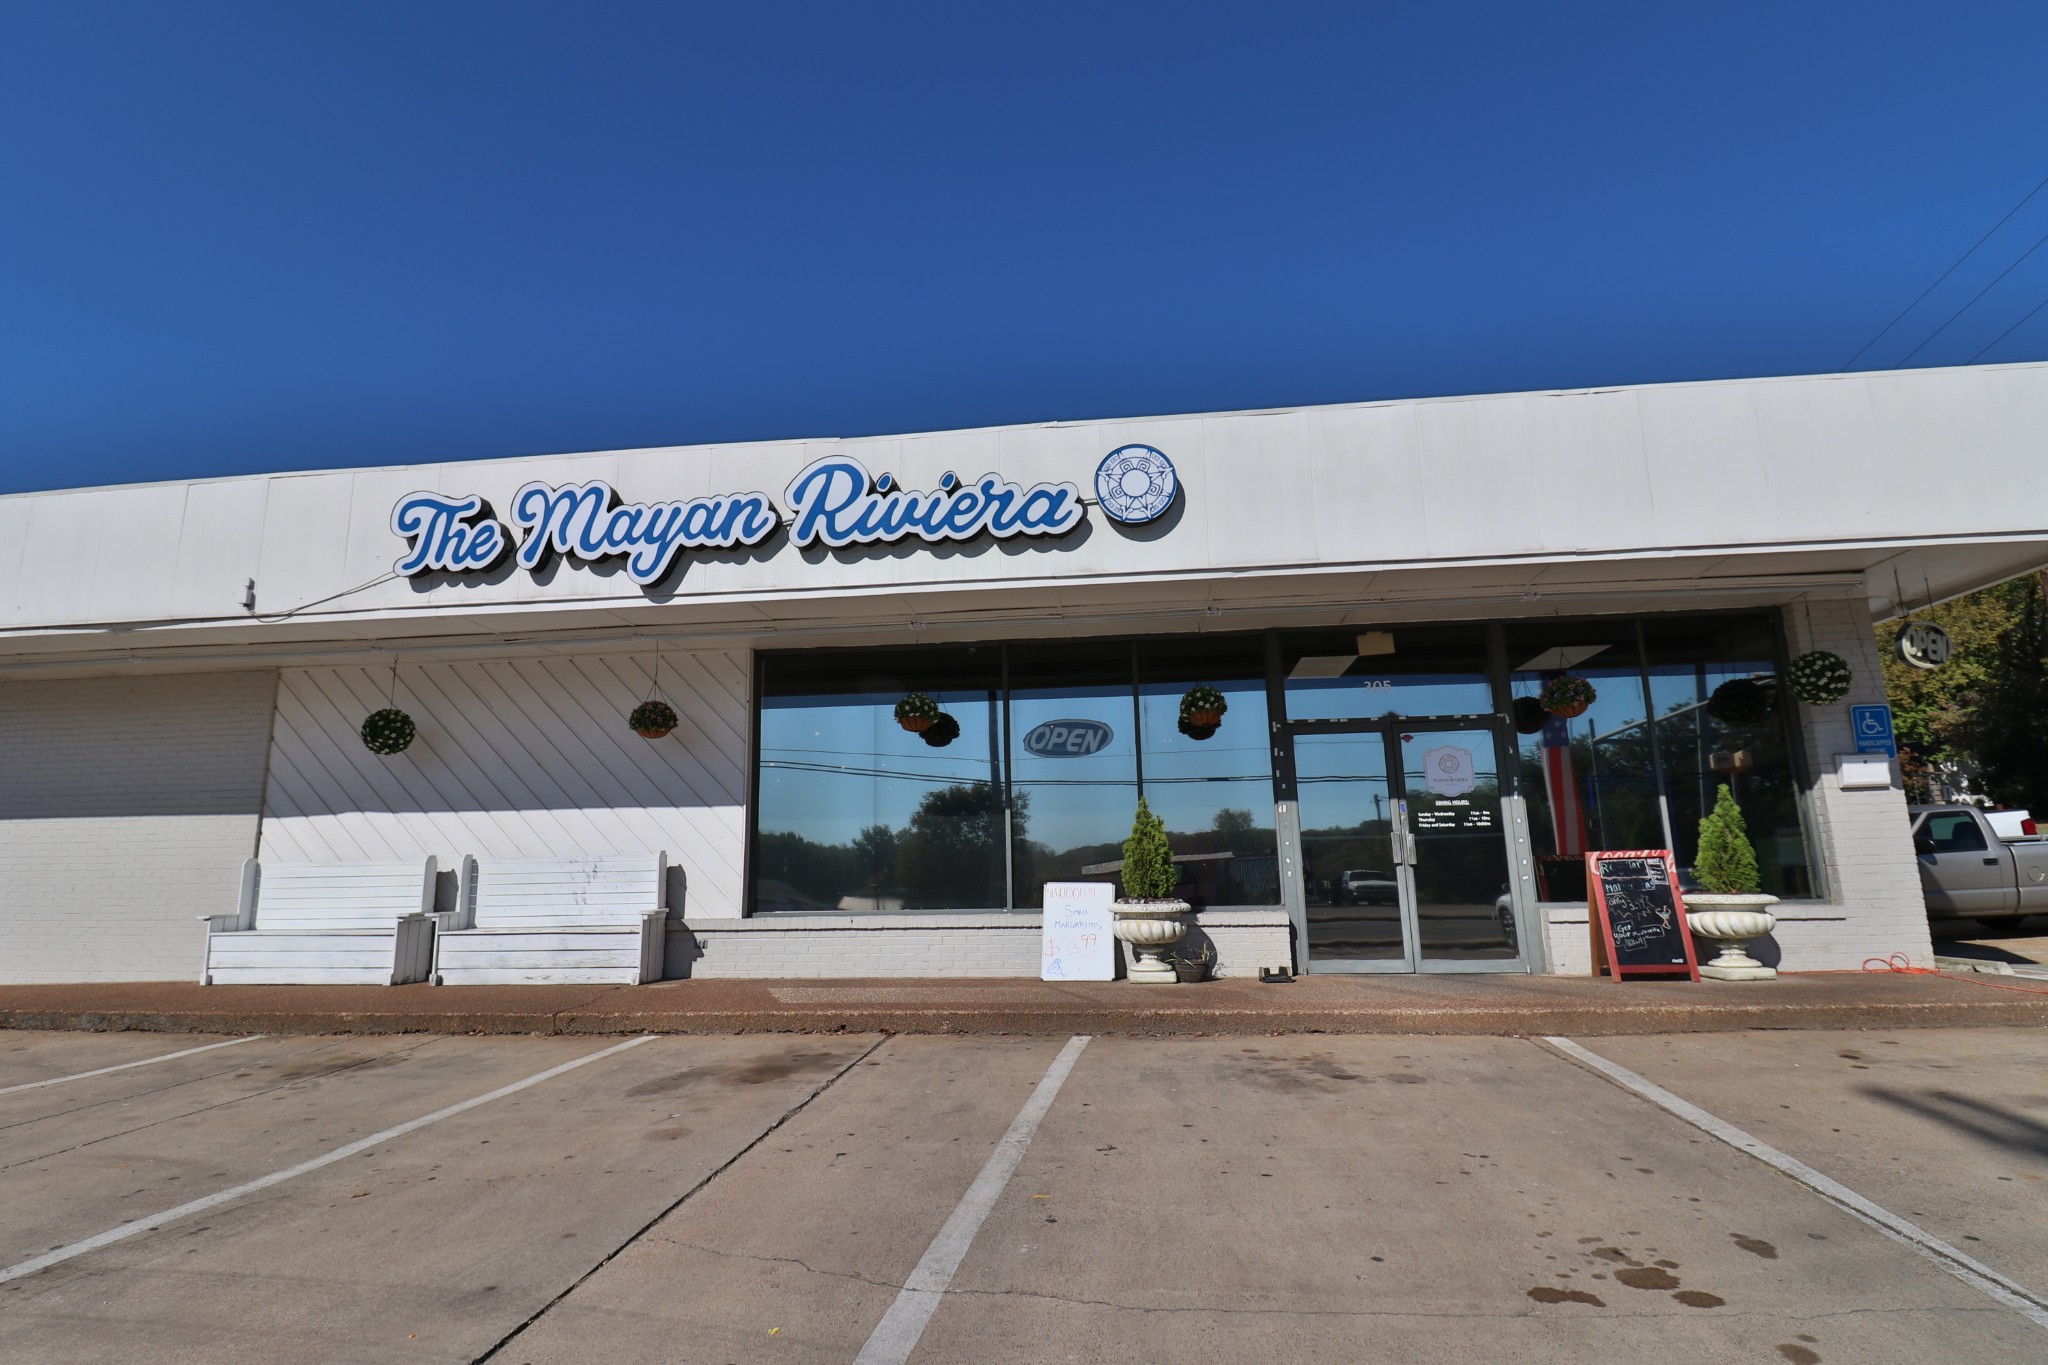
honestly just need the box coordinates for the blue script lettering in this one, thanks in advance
[390,493,511,574]
[784,458,1082,549]
[507,479,779,585]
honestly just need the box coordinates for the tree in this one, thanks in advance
[1879,573,2048,809]
[1953,577,2048,814]
[1119,797,1177,900]
[1695,783,1761,894]
[1879,575,2035,763]
[896,782,1010,907]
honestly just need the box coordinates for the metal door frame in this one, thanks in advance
[1287,714,1529,975]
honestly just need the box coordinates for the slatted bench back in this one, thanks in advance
[468,854,666,930]
[252,859,436,932]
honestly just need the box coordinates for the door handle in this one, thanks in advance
[1984,857,2001,866]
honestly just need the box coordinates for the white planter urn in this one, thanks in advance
[1112,899,1190,984]
[1686,893,1781,981]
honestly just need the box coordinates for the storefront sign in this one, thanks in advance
[784,457,1081,549]
[1895,621,1951,670]
[1022,719,1115,757]
[391,448,1173,583]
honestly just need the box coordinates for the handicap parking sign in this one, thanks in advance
[1851,704,1896,757]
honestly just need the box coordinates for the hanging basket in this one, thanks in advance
[629,699,678,739]
[1510,696,1549,735]
[895,692,940,733]
[1539,674,1596,719]
[1178,686,1229,730]
[920,711,961,747]
[361,708,416,756]
[1708,677,1775,725]
[1177,716,1219,742]
[1786,650,1852,706]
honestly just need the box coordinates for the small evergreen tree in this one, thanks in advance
[1695,784,1761,894]
[1119,797,1178,900]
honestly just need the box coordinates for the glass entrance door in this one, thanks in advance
[1294,721,1523,973]
[1295,731,1403,966]
[1397,727,1518,965]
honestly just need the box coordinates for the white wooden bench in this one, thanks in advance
[200,858,438,985]
[431,854,668,985]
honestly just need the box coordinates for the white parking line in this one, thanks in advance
[0,1035,264,1097]
[853,1035,1091,1365]
[1541,1035,2048,1332]
[0,1034,657,1286]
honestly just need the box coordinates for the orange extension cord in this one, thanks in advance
[1864,951,2048,997]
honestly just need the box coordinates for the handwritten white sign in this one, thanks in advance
[1040,882,1116,981]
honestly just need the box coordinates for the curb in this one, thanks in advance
[10,995,2048,1040]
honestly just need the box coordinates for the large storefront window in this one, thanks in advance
[752,612,1816,915]
[1137,637,1278,907]
[1007,642,1140,908]
[1506,618,1660,901]
[1642,615,1813,898]
[754,647,1005,912]
[754,634,1278,913]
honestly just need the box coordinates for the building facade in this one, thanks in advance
[5,363,2045,983]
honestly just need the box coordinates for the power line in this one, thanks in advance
[1892,221,2048,368]
[1967,291,2048,364]
[1841,172,2048,370]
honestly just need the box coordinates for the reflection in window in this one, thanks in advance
[1505,619,1659,901]
[754,647,1004,912]
[1137,638,1278,907]
[1643,615,1812,898]
[1007,642,1139,909]
[755,634,1281,913]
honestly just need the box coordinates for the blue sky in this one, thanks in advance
[4,2,2046,494]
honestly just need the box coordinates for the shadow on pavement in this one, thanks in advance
[1860,1085,2048,1159]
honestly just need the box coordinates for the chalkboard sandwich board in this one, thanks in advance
[1585,849,1700,982]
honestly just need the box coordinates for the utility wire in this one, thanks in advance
[1892,222,2048,368]
[1841,172,2048,370]
[1966,291,2048,364]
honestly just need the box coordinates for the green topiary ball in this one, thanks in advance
[361,708,416,756]
[1786,650,1852,705]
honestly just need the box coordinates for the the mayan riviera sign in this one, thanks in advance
[390,445,1177,585]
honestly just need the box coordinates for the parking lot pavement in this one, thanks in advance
[0,1031,878,1363]
[901,1035,2039,1365]
[1,1027,2046,1364]
[1934,916,2048,969]
[495,1036,1073,1364]
[1587,1026,2048,1296]
[0,1030,260,1092]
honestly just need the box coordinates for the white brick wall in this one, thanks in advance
[1784,595,1934,968]
[0,671,278,982]
[675,909,1292,979]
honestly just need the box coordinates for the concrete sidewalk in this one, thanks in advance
[5,969,2048,1038]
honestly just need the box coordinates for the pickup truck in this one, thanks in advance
[1909,804,2048,928]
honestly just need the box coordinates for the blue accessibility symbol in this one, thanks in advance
[1851,704,1895,757]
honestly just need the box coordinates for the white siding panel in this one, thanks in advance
[258,650,750,919]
